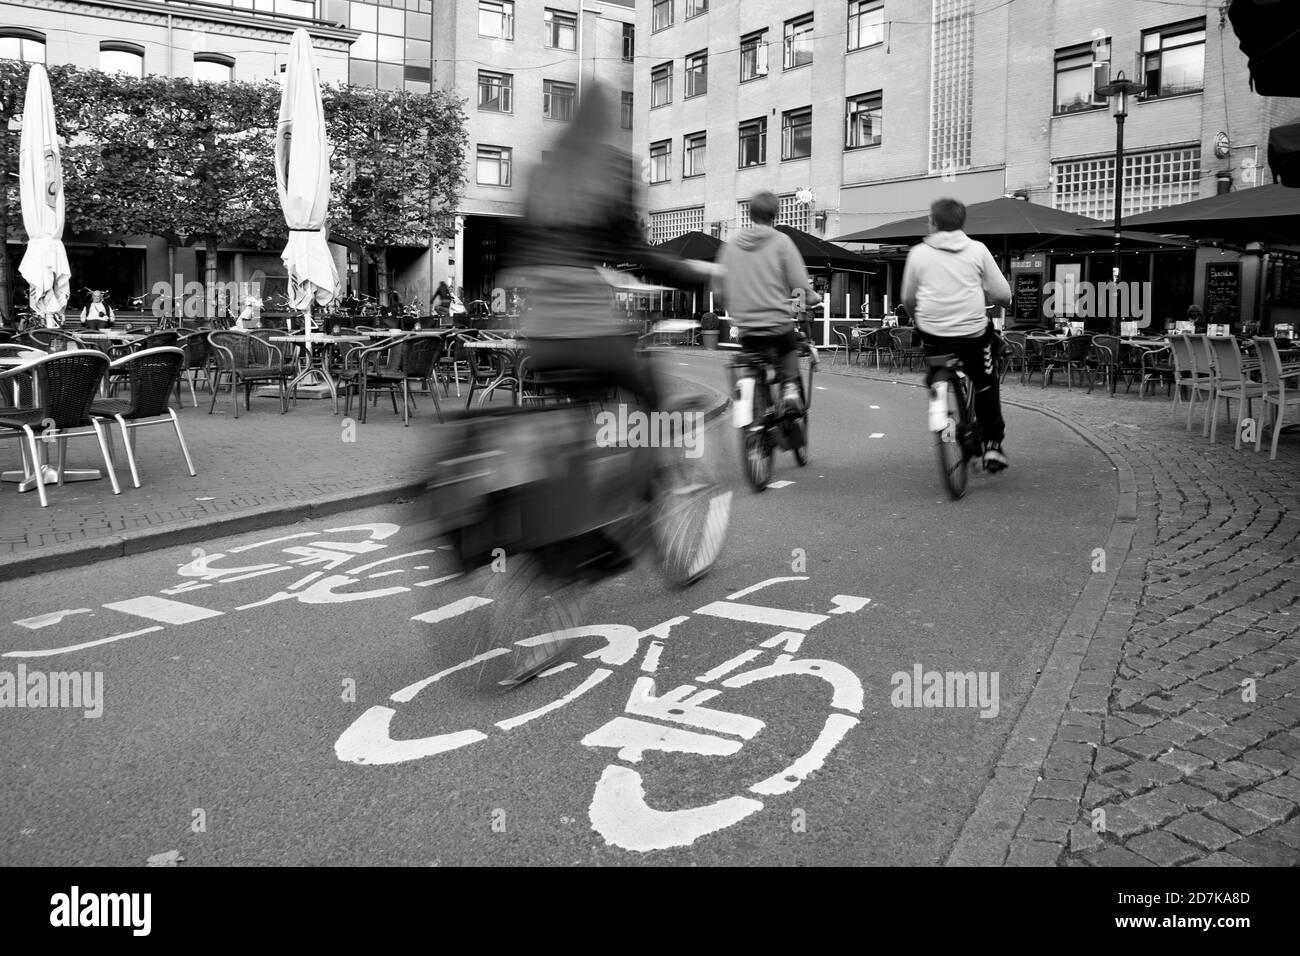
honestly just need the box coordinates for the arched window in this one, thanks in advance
[100,41,145,79]
[194,53,234,83]
[0,28,46,64]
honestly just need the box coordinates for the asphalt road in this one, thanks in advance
[0,351,1116,865]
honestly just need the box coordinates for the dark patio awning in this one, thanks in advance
[832,197,1100,246]
[775,225,875,273]
[655,230,723,262]
[1122,184,1300,245]
[1269,118,1300,188]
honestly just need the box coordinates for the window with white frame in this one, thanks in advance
[1141,19,1205,98]
[846,91,882,148]
[478,70,513,112]
[621,91,633,129]
[738,117,767,167]
[479,0,514,40]
[848,1,884,51]
[687,0,708,18]
[684,132,706,177]
[685,51,708,97]
[543,80,575,120]
[622,23,634,61]
[0,30,45,63]
[476,145,512,186]
[651,61,673,107]
[1053,147,1201,219]
[649,206,705,244]
[545,8,577,50]
[649,140,672,183]
[929,0,974,174]
[782,106,812,160]
[737,193,810,232]
[784,14,814,70]
[653,0,674,32]
[740,29,769,81]
[100,42,144,78]
[1054,41,1108,114]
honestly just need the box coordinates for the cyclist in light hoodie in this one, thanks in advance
[902,197,1013,470]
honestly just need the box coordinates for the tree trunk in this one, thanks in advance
[205,233,219,323]
[0,117,12,327]
[375,246,389,300]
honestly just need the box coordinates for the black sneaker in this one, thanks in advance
[982,441,1009,472]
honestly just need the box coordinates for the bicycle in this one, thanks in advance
[428,355,732,690]
[726,333,816,492]
[926,352,1004,500]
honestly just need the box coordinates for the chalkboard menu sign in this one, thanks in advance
[1013,273,1043,321]
[1205,262,1240,322]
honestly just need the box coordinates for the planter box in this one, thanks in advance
[701,329,720,350]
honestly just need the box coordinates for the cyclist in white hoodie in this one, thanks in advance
[902,198,1013,470]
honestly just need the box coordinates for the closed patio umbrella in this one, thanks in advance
[18,64,70,327]
[275,28,339,329]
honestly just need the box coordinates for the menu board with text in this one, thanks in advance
[1013,273,1043,322]
[1205,263,1240,322]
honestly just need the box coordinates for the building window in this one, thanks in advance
[477,71,513,112]
[651,62,673,108]
[737,193,810,232]
[620,91,633,129]
[100,42,144,79]
[649,140,672,184]
[649,206,705,244]
[685,51,708,97]
[479,1,515,40]
[846,91,882,148]
[684,131,706,177]
[194,54,234,83]
[929,0,974,174]
[1053,41,1108,114]
[476,145,512,186]
[543,79,576,120]
[782,106,812,160]
[738,117,767,167]
[1054,146,1201,219]
[847,1,884,51]
[740,29,769,82]
[623,23,635,61]
[0,29,46,64]
[687,0,709,17]
[545,8,577,50]
[653,0,674,33]
[783,15,814,70]
[352,1,428,92]
[1141,19,1205,98]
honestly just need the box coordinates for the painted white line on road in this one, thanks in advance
[14,609,90,630]
[582,717,743,764]
[640,640,664,673]
[368,570,406,578]
[696,649,763,683]
[290,572,324,590]
[414,573,462,588]
[230,532,317,553]
[104,596,223,625]
[815,385,827,390]
[334,706,487,764]
[695,601,829,631]
[869,432,885,438]
[219,566,291,584]
[870,405,880,409]
[749,713,860,796]
[351,549,437,575]
[767,480,795,489]
[726,577,808,600]
[160,582,211,596]
[759,631,805,652]
[539,661,577,677]
[390,648,512,703]
[3,626,163,658]
[588,765,764,853]
[411,596,492,624]
[830,595,871,614]
[495,669,613,731]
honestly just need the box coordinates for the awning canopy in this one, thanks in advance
[1269,118,1300,188]
[832,197,1099,247]
[1122,184,1300,245]
[775,225,875,273]
[656,230,723,262]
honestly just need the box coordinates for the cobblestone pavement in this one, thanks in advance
[820,353,1300,866]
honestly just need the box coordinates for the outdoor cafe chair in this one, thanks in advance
[1136,345,1175,400]
[997,333,1026,384]
[858,328,893,370]
[1042,335,1095,391]
[459,332,516,408]
[1252,336,1300,459]
[21,328,79,350]
[0,349,120,508]
[1168,335,1211,423]
[206,331,292,419]
[174,332,214,408]
[90,346,197,488]
[831,326,852,366]
[1206,336,1265,446]
[363,334,443,427]
[1088,335,1128,395]
[889,327,924,372]
[339,335,408,424]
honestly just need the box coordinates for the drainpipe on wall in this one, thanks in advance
[576,6,584,102]
[167,15,174,77]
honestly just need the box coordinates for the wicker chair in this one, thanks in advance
[1136,345,1175,400]
[362,335,443,426]
[888,327,925,372]
[0,350,120,507]
[339,336,406,424]
[207,331,291,418]
[859,328,894,370]
[90,347,197,487]
[175,332,213,407]
[21,328,79,350]
[1042,334,1095,391]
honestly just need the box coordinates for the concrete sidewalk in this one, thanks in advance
[817,354,1300,867]
[0,370,730,582]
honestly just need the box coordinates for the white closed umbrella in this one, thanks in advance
[275,28,339,333]
[18,64,70,326]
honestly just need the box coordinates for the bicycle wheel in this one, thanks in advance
[934,375,969,500]
[791,378,810,466]
[741,383,773,492]
[651,415,733,586]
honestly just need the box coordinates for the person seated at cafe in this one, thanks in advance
[432,281,452,318]
[80,290,114,328]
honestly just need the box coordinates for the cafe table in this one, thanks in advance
[460,338,527,406]
[0,352,105,491]
[269,333,368,414]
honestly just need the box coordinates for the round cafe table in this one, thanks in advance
[461,338,527,406]
[270,333,368,414]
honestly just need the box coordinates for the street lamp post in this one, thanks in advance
[1096,70,1145,335]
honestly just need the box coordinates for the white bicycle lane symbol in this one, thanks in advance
[334,576,872,853]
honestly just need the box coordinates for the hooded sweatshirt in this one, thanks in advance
[901,230,1011,338]
[717,225,814,332]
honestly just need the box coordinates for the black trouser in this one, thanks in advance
[918,324,1005,444]
[738,327,801,386]
[527,333,660,410]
